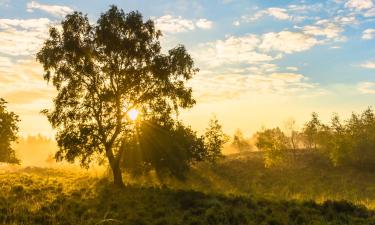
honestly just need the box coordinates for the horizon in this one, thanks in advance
[0,0,374,137]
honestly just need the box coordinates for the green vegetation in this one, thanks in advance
[1,4,374,224]
[255,108,375,170]
[1,152,375,225]
[0,98,20,164]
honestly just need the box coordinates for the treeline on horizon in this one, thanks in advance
[229,107,375,170]
[5,106,375,172]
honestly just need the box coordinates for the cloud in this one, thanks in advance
[267,8,291,20]
[194,30,322,70]
[233,20,240,26]
[155,15,194,33]
[155,15,212,33]
[242,7,291,22]
[195,19,213,29]
[364,7,375,16]
[0,18,50,30]
[260,31,318,53]
[362,28,375,39]
[0,60,55,105]
[0,18,51,56]
[302,24,342,39]
[358,82,375,94]
[360,61,375,68]
[286,66,299,71]
[27,1,73,17]
[189,71,316,101]
[345,0,373,10]
[193,34,275,68]
[302,22,343,39]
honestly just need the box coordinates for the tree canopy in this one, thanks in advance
[37,6,199,186]
[0,98,20,164]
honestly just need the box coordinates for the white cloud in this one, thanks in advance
[286,66,299,71]
[302,22,343,39]
[362,28,375,39]
[345,0,373,10]
[155,15,194,33]
[364,7,375,16]
[358,82,375,94]
[233,20,240,26]
[195,19,213,29]
[270,73,305,82]
[0,18,51,56]
[0,56,13,68]
[360,61,375,68]
[260,31,318,53]
[242,7,291,22]
[189,71,316,101]
[0,18,50,30]
[194,34,275,68]
[267,8,291,20]
[155,15,213,33]
[27,1,73,17]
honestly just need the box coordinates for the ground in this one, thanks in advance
[0,152,374,225]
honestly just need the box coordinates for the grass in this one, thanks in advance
[0,152,375,224]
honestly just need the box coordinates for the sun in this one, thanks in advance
[127,109,139,121]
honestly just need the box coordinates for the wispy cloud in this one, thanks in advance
[358,82,375,94]
[362,28,375,39]
[193,34,275,68]
[0,60,55,105]
[189,71,317,102]
[155,15,213,33]
[360,61,375,69]
[260,31,318,53]
[345,0,373,10]
[0,18,50,56]
[195,19,213,29]
[27,1,73,17]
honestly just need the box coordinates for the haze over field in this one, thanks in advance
[1,0,375,137]
[1,1,375,224]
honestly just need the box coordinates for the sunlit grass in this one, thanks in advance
[1,152,375,224]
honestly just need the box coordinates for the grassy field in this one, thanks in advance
[0,152,375,225]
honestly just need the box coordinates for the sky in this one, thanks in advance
[0,0,374,137]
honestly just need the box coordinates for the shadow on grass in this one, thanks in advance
[1,176,375,225]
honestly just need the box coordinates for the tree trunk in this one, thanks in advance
[106,146,125,188]
[111,160,125,188]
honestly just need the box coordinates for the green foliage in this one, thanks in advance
[37,5,198,186]
[255,107,375,169]
[122,119,206,179]
[204,115,228,164]
[317,108,375,168]
[1,168,374,225]
[256,128,289,167]
[302,112,323,151]
[0,98,20,164]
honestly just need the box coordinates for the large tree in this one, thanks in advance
[0,98,20,164]
[37,6,198,187]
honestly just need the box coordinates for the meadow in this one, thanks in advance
[1,151,375,225]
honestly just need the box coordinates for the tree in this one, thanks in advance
[231,129,250,151]
[0,98,20,164]
[37,6,198,187]
[204,115,228,163]
[122,118,206,179]
[284,118,301,160]
[302,112,322,151]
[256,127,289,167]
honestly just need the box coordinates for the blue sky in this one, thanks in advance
[0,0,374,136]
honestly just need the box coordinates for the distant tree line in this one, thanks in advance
[255,108,375,169]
